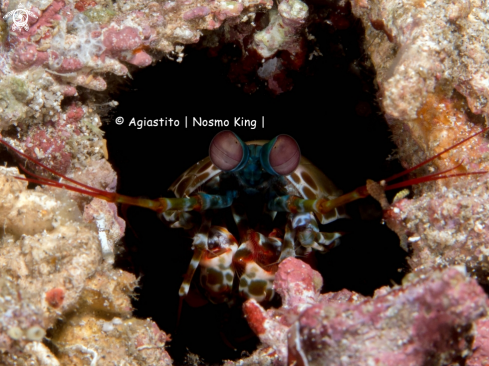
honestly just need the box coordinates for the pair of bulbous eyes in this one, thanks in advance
[209,130,301,176]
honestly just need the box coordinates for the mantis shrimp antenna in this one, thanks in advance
[1,126,488,217]
[0,136,205,213]
[359,126,489,191]
[270,126,489,215]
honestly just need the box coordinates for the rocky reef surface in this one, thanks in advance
[230,258,489,366]
[350,0,489,364]
[0,166,171,365]
[0,0,489,362]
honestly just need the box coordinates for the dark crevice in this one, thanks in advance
[104,2,407,364]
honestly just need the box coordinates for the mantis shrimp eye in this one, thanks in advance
[209,130,249,171]
[260,135,301,176]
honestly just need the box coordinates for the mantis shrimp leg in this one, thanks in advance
[233,230,282,303]
[178,215,212,297]
[230,204,282,302]
[276,213,343,261]
[198,226,239,304]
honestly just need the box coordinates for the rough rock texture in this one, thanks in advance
[239,258,488,366]
[346,0,489,362]
[253,0,308,58]
[0,222,102,323]
[0,0,279,129]
[1,0,489,362]
[83,198,126,263]
[52,317,171,366]
[223,0,309,95]
[242,257,323,363]
[338,0,489,343]
[385,181,489,283]
[50,269,171,366]
[349,0,489,193]
[292,267,486,365]
[351,0,489,120]
[0,166,171,365]
[0,276,45,355]
[468,316,489,366]
[0,342,61,365]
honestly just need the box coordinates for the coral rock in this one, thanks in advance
[0,223,102,322]
[253,0,308,58]
[243,258,324,364]
[467,316,489,366]
[183,6,211,21]
[293,268,487,365]
[0,341,60,365]
[126,50,153,67]
[347,0,489,305]
[0,277,45,354]
[103,26,142,53]
[81,268,137,316]
[53,314,171,365]
[274,257,323,313]
[244,259,488,366]
[384,181,489,288]
[11,42,45,71]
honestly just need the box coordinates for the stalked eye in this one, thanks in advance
[260,135,301,176]
[209,131,249,172]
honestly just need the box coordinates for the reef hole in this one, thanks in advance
[102,2,408,364]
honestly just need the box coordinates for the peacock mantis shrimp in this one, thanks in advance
[0,128,487,306]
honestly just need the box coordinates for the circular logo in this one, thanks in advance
[3,7,38,32]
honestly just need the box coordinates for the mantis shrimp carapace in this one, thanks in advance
[0,128,487,306]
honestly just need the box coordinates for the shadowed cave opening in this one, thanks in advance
[92,2,409,363]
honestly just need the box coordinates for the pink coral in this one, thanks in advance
[21,104,87,174]
[243,258,325,363]
[293,267,487,365]
[182,6,211,21]
[242,258,488,366]
[28,1,64,36]
[467,317,489,366]
[102,27,153,67]
[65,105,84,126]
[56,57,84,73]
[62,86,78,96]
[45,288,65,308]
[10,42,47,70]
[126,50,153,67]
[273,257,323,313]
[103,27,142,53]
[25,129,72,174]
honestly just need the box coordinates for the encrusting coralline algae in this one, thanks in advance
[0,165,172,365]
[1,0,489,363]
